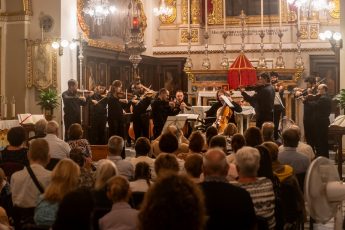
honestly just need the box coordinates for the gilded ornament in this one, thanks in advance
[309,24,319,39]
[180,29,199,43]
[191,29,199,42]
[329,0,339,19]
[181,0,188,24]
[159,0,177,24]
[191,0,200,24]
[300,25,308,40]
[181,29,189,43]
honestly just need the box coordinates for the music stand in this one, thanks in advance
[162,116,188,134]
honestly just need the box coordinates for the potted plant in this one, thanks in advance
[334,89,345,111]
[37,88,59,121]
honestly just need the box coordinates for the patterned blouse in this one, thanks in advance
[68,139,92,158]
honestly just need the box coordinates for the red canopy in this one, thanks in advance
[228,53,257,89]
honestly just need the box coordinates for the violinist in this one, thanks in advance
[303,83,331,158]
[62,79,88,140]
[108,80,128,138]
[214,91,242,133]
[294,76,317,149]
[88,84,108,144]
[172,90,191,114]
[271,72,285,140]
[241,73,275,128]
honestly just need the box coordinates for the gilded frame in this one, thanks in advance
[77,0,147,51]
[0,0,32,16]
[208,0,295,25]
[26,39,57,90]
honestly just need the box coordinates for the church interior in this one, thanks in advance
[0,0,344,229]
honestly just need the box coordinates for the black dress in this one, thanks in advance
[88,93,108,144]
[107,93,127,138]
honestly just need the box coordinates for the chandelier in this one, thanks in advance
[287,0,335,12]
[153,0,173,17]
[83,0,116,25]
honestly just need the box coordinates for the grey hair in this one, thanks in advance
[35,119,47,135]
[95,159,118,190]
[108,135,124,155]
[203,148,228,176]
[46,120,59,134]
[235,146,260,177]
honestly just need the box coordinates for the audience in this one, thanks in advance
[1,126,28,166]
[261,122,276,143]
[222,123,238,152]
[11,138,51,229]
[27,118,48,144]
[99,176,138,230]
[234,146,276,230]
[158,133,184,171]
[200,148,256,230]
[209,135,227,154]
[205,126,218,147]
[226,133,246,164]
[138,173,205,230]
[69,147,95,188]
[184,154,203,183]
[131,137,156,180]
[44,120,70,159]
[154,153,179,177]
[67,123,92,158]
[130,162,152,192]
[178,131,205,160]
[34,158,80,227]
[0,168,11,220]
[107,136,134,180]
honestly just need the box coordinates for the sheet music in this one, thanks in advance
[220,95,234,108]
[176,114,199,120]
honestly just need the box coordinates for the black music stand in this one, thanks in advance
[162,116,187,134]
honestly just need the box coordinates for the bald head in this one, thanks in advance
[203,148,229,177]
[289,125,301,139]
[46,120,59,135]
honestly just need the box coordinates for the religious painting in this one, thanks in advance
[98,63,108,87]
[26,40,57,90]
[226,0,278,17]
[77,0,147,51]
[86,61,96,90]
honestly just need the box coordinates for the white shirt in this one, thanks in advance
[129,179,152,192]
[11,164,51,208]
[130,156,156,180]
[278,141,315,162]
[44,134,71,159]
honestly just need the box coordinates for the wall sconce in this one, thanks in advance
[51,39,78,56]
[319,31,343,61]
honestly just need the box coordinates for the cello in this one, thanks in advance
[214,95,234,133]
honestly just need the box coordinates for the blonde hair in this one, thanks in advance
[44,158,80,202]
[95,159,118,190]
[107,176,130,203]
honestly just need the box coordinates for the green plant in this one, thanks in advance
[334,89,345,110]
[37,88,59,110]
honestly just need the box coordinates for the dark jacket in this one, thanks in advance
[62,90,87,122]
[151,98,174,127]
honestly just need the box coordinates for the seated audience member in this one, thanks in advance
[178,131,205,160]
[222,123,238,152]
[278,125,315,161]
[92,160,118,230]
[34,159,80,227]
[158,133,184,171]
[11,139,51,229]
[152,125,189,157]
[262,142,293,182]
[256,145,275,182]
[261,122,276,143]
[130,162,152,193]
[1,126,28,166]
[154,153,179,177]
[227,133,246,163]
[53,188,94,230]
[68,123,92,158]
[244,127,263,147]
[278,128,310,175]
[107,136,134,180]
[233,146,276,230]
[44,120,71,159]
[70,148,95,188]
[200,148,256,230]
[138,173,205,230]
[184,154,203,183]
[27,118,48,145]
[0,207,10,229]
[205,126,218,147]
[0,169,11,219]
[131,137,155,180]
[209,135,227,154]
[99,176,138,230]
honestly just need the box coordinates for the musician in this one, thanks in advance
[205,89,227,118]
[295,76,317,148]
[62,79,87,140]
[241,73,275,128]
[88,84,108,144]
[108,80,128,138]
[172,90,191,114]
[151,88,175,139]
[303,84,331,158]
[270,72,285,139]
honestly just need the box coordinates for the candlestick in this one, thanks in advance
[261,0,263,29]
[223,0,226,31]
[188,0,191,32]
[205,0,208,31]
[279,0,282,29]
[11,96,15,118]
[297,6,300,31]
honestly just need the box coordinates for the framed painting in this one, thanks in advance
[26,40,57,90]
[77,0,147,51]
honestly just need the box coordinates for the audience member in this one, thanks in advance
[154,153,179,177]
[99,176,138,230]
[0,168,11,219]
[178,131,205,160]
[130,162,152,192]
[70,147,95,188]
[44,120,70,159]
[138,173,205,230]
[233,146,276,230]
[205,126,218,147]
[200,148,256,230]
[27,119,47,144]
[68,123,92,158]
[158,133,184,171]
[184,154,203,183]
[222,123,238,152]
[209,135,227,154]
[0,207,10,229]
[34,158,80,227]
[11,139,51,229]
[131,137,155,180]
[227,133,246,164]
[107,136,134,180]
[1,126,28,166]
[244,127,263,147]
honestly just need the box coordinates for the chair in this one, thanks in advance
[0,162,24,180]
[90,145,108,162]
[45,158,60,171]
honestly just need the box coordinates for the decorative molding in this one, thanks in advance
[26,39,57,90]
[180,28,199,43]
[77,0,147,51]
[159,0,177,24]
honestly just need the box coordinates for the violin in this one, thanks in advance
[303,93,322,102]
[240,83,271,91]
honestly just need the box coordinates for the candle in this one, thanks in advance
[261,0,264,29]
[223,0,226,31]
[125,89,128,100]
[279,0,282,29]
[11,96,15,118]
[3,97,7,119]
[188,0,191,32]
[205,0,208,31]
[297,6,300,31]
